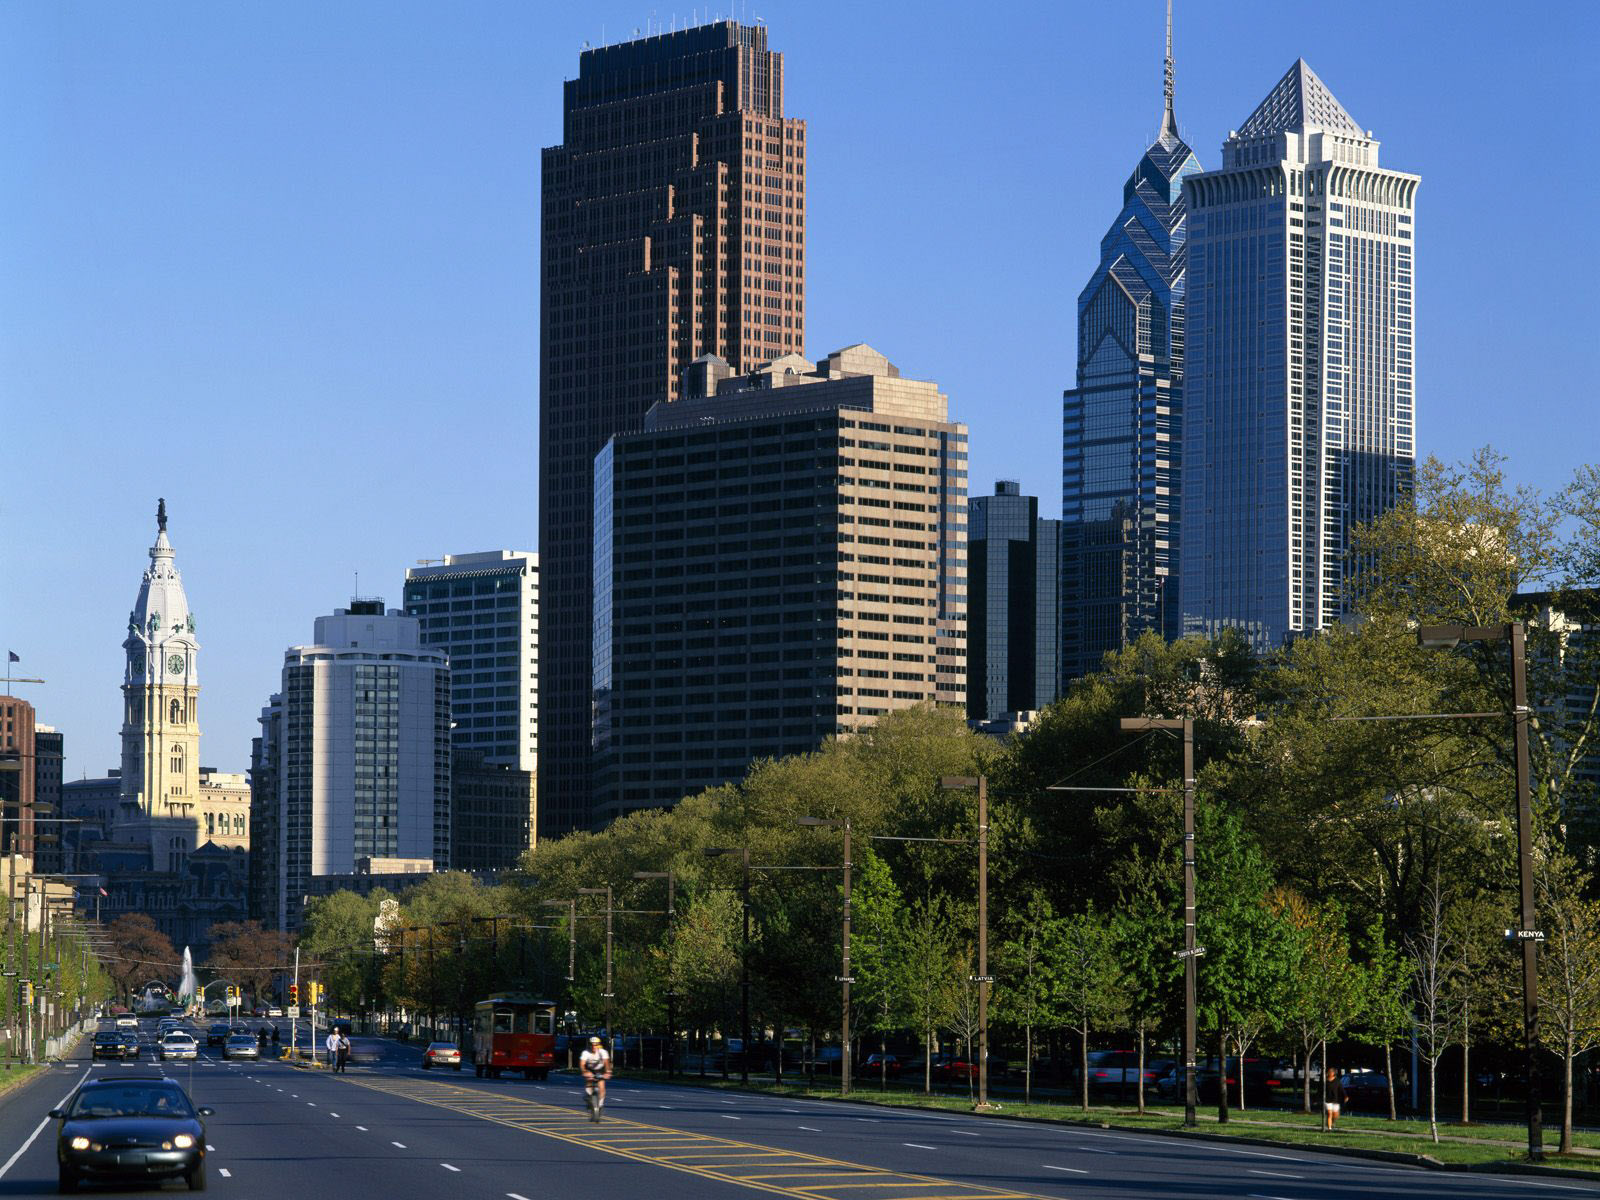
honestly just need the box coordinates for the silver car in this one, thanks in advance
[223,1034,260,1061]
[160,1033,199,1061]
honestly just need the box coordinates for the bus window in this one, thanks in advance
[494,1010,514,1034]
[536,1007,555,1035]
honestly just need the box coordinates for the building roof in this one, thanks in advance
[126,499,198,675]
[1237,59,1364,139]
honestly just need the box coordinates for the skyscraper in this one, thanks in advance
[270,600,451,931]
[591,345,966,824]
[1180,61,1418,648]
[403,551,539,772]
[540,22,807,836]
[1060,9,1199,681]
[967,482,1059,722]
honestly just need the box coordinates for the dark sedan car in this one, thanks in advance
[119,1032,141,1060]
[51,1075,213,1193]
[91,1032,130,1061]
[205,1023,231,1048]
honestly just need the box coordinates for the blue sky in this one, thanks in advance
[3,0,1596,780]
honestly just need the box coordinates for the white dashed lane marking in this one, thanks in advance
[904,1143,937,1151]
[356,1125,368,1131]
[219,1168,233,1178]
[392,1142,407,1149]
[1248,1170,1304,1180]
[1042,1165,1087,1175]
[442,1163,461,1172]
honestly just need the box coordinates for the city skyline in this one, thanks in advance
[4,1,1595,780]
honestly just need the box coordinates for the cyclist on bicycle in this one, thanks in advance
[579,1035,612,1122]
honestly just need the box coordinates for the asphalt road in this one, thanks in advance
[0,1017,1587,1198]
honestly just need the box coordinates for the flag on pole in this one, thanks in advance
[6,651,17,663]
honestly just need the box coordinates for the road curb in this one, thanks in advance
[625,1073,1599,1185]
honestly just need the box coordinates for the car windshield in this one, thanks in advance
[69,1086,194,1119]
[428,1043,456,1051]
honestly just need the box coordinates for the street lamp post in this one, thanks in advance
[632,872,677,1077]
[1119,716,1200,1128]
[939,776,991,1110]
[796,817,852,1095]
[1418,621,1542,1161]
[705,848,752,1086]
[542,899,578,1068]
[578,887,615,1042]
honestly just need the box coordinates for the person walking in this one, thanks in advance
[1323,1066,1345,1132]
[326,1029,341,1072]
[336,1031,351,1074]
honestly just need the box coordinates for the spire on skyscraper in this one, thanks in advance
[1237,59,1364,139]
[1159,0,1179,145]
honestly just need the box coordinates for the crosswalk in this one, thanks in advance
[336,1074,1049,1200]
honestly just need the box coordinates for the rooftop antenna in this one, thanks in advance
[1160,0,1178,142]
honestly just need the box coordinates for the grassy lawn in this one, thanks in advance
[622,1069,1598,1171]
[0,1065,42,1100]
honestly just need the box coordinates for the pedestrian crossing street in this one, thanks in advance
[336,1073,1050,1200]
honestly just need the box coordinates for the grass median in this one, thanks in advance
[617,1069,1596,1172]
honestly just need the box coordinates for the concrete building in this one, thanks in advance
[0,695,38,861]
[592,344,967,824]
[447,751,538,873]
[540,21,808,836]
[1061,13,1199,680]
[967,482,1059,722]
[1180,61,1418,649]
[246,696,281,928]
[31,726,63,873]
[268,600,450,931]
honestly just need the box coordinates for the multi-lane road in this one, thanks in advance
[0,1017,1587,1198]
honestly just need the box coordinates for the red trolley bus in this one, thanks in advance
[472,994,558,1079]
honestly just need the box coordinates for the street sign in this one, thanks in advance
[1504,928,1546,942]
[287,1005,301,1018]
[1174,946,1208,960]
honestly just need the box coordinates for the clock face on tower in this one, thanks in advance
[131,651,145,674]
[167,653,185,675]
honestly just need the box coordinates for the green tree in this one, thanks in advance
[1537,853,1600,1154]
[1057,904,1127,1112]
[852,849,911,1090]
[1270,889,1368,1114]
[300,891,388,1014]
[903,893,961,1094]
[670,889,741,1076]
[1111,866,1180,1113]
[1354,920,1414,1121]
[995,892,1062,1104]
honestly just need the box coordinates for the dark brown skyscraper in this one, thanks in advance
[539,22,807,835]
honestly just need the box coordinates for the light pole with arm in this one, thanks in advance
[705,848,752,1085]
[632,872,677,1077]
[939,776,991,1110]
[1418,621,1541,1161]
[1119,716,1200,1128]
[578,887,615,1041]
[796,817,852,1094]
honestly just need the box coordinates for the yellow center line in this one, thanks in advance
[333,1075,1052,1200]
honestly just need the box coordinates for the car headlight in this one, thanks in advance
[173,1134,195,1149]
[70,1137,90,1150]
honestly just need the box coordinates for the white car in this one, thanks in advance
[160,1033,199,1060]
[115,1015,139,1029]
[266,1007,283,1018]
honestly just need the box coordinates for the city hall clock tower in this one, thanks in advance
[118,499,201,869]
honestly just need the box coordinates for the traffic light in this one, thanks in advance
[310,982,322,1006]
[288,983,298,1006]
[16,979,32,1007]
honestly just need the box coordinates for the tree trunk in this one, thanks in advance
[924,1028,932,1095]
[1136,1021,1146,1114]
[1459,1017,1468,1126]
[1564,1037,1575,1154]
[1024,1023,1033,1105]
[1217,1028,1230,1124]
[1235,1032,1247,1113]
[1428,1057,1439,1143]
[1301,1042,1312,1114]
[1080,1024,1089,1114]
[1384,1041,1396,1120]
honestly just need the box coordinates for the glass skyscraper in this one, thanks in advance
[1180,61,1418,648]
[1060,19,1200,682]
[967,482,1059,721]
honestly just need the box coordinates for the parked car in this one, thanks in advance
[1158,1057,1284,1105]
[51,1073,213,1193]
[91,1032,130,1061]
[1080,1051,1172,1096]
[159,1033,199,1061]
[223,1034,260,1061]
[206,1023,231,1048]
[861,1053,904,1079]
[1339,1072,1391,1111]
[422,1042,462,1070]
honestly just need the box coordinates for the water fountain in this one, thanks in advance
[178,947,199,1010]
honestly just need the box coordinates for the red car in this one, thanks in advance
[422,1042,462,1070]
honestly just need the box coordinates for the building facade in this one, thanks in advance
[449,751,538,872]
[967,482,1059,722]
[592,344,967,824]
[271,600,450,931]
[31,726,63,873]
[0,695,37,860]
[1180,61,1418,648]
[1061,20,1199,681]
[540,21,807,836]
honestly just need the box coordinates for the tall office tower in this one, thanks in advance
[31,726,63,873]
[540,22,807,835]
[591,345,966,825]
[1180,61,1418,648]
[967,482,1060,722]
[271,600,450,931]
[0,695,37,860]
[403,552,539,772]
[247,695,282,927]
[1061,10,1199,682]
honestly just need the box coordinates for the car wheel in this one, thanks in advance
[186,1162,207,1192]
[58,1164,77,1193]
[454,1064,462,1071]
[422,1061,430,1070]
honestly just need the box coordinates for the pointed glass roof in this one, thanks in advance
[1237,59,1364,138]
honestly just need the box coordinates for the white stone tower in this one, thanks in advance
[118,498,202,870]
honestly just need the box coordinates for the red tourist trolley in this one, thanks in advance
[472,994,558,1079]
